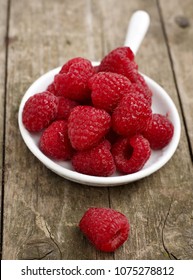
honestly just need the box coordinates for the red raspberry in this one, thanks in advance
[136,73,152,103]
[54,57,95,101]
[22,91,58,132]
[56,96,78,120]
[112,135,151,174]
[72,140,115,176]
[39,120,73,160]
[129,73,152,106]
[46,82,58,96]
[79,207,130,252]
[143,113,174,149]
[136,73,149,87]
[93,65,99,73]
[59,57,85,74]
[98,47,138,82]
[129,83,152,106]
[68,106,111,150]
[112,92,152,136]
[89,72,131,112]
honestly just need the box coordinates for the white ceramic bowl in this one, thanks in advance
[18,63,181,186]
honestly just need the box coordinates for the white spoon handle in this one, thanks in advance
[124,10,150,55]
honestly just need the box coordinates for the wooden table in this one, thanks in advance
[0,0,193,260]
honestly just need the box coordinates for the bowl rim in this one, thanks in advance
[18,66,181,186]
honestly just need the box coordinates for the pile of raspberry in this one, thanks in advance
[22,47,174,177]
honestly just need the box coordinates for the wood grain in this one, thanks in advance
[0,0,9,257]
[1,0,193,260]
[158,0,193,159]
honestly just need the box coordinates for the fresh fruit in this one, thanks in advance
[143,113,174,149]
[56,96,78,120]
[72,140,115,176]
[129,78,152,106]
[59,57,86,74]
[112,92,152,136]
[39,120,73,160]
[22,91,58,132]
[68,106,111,151]
[79,207,130,252]
[22,47,175,177]
[98,46,138,82]
[112,134,151,174]
[46,82,58,95]
[54,57,95,101]
[89,72,131,112]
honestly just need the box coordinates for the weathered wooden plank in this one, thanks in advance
[97,0,193,259]
[2,0,110,260]
[0,0,9,257]
[156,0,193,259]
[159,0,193,159]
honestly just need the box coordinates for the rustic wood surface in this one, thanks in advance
[0,0,193,260]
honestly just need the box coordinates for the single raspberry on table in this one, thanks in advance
[112,92,152,136]
[56,96,78,120]
[68,106,111,151]
[112,134,151,174]
[72,140,115,176]
[22,91,58,132]
[98,47,138,82]
[39,120,73,160]
[54,57,95,102]
[88,72,131,113]
[143,113,174,149]
[79,207,130,252]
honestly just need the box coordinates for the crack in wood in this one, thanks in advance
[161,198,179,260]
[45,223,62,259]
[28,250,54,260]
[38,249,54,260]
[17,239,60,260]
[0,0,11,260]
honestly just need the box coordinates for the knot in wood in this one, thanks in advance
[175,15,190,28]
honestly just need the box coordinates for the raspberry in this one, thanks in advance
[112,92,152,136]
[56,96,78,120]
[68,106,111,150]
[72,140,115,176]
[136,73,152,103]
[22,91,58,132]
[112,135,151,174]
[59,57,85,74]
[39,120,73,160]
[143,113,174,149]
[93,65,99,73]
[54,57,95,101]
[46,82,58,96]
[98,47,138,82]
[79,207,130,252]
[129,76,152,106]
[88,72,131,112]
[136,73,149,87]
